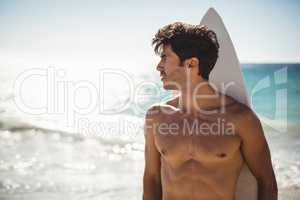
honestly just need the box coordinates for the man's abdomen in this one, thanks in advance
[160,151,243,200]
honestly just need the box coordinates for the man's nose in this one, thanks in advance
[156,62,163,72]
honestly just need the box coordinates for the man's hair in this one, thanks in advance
[152,22,219,80]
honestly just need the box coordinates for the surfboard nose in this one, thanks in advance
[207,7,217,14]
[203,7,221,20]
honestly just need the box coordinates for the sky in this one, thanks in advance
[0,0,299,73]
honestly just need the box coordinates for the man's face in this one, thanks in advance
[156,44,186,90]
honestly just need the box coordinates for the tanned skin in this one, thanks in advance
[143,45,277,200]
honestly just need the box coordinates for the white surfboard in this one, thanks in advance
[200,8,258,200]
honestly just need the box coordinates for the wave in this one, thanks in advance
[0,113,142,147]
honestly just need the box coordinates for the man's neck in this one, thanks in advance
[178,80,224,115]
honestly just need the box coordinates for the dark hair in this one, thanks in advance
[152,22,219,80]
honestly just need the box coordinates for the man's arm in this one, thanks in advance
[238,109,278,200]
[143,107,162,200]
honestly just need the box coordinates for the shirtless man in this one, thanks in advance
[143,22,277,200]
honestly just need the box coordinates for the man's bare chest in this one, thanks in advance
[153,116,242,164]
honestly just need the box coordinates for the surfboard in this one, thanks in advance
[200,8,258,200]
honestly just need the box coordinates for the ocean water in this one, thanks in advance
[0,63,299,199]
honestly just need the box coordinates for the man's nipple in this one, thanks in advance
[217,153,227,158]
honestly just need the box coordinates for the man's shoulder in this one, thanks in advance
[222,96,250,115]
[229,101,262,134]
[231,102,257,121]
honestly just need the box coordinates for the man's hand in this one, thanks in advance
[143,106,162,200]
[238,108,278,200]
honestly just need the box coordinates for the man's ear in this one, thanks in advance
[186,57,199,68]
